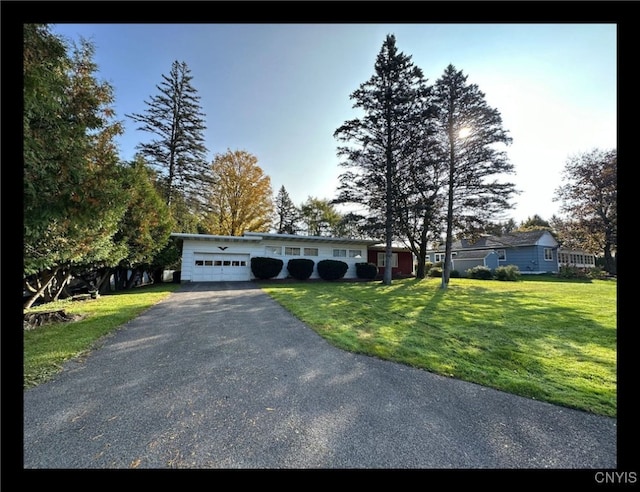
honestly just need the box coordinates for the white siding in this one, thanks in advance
[179,237,372,281]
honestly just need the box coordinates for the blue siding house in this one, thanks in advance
[427,230,559,275]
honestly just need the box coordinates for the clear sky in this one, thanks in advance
[50,23,617,226]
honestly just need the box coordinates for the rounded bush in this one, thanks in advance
[317,259,349,281]
[429,267,442,278]
[356,262,378,279]
[251,256,284,279]
[467,265,493,280]
[494,265,520,281]
[287,258,315,280]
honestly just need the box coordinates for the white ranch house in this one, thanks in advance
[172,232,380,282]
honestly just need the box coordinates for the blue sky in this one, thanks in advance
[50,23,616,225]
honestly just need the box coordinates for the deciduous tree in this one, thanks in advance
[205,150,274,236]
[299,197,342,236]
[554,148,617,274]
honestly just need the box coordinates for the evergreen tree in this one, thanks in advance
[127,60,211,213]
[432,64,518,289]
[334,34,431,285]
[108,156,175,291]
[24,25,127,307]
[274,185,300,234]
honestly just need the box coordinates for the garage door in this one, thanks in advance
[192,253,251,281]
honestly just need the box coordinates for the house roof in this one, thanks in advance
[452,250,496,260]
[368,242,412,252]
[430,230,557,252]
[171,231,380,246]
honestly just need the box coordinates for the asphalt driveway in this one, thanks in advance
[23,281,617,469]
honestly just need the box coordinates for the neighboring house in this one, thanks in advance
[427,230,560,275]
[367,244,415,277]
[171,231,380,282]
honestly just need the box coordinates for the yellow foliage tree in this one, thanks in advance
[205,149,274,236]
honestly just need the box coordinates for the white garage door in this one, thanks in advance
[192,253,251,281]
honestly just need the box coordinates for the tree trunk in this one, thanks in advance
[97,268,113,294]
[603,244,615,275]
[52,268,73,301]
[23,268,58,310]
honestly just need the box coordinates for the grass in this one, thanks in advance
[23,276,616,418]
[23,283,182,388]
[258,275,617,418]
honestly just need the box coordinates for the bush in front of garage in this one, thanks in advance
[317,259,349,281]
[287,258,315,280]
[356,262,378,279]
[251,257,284,279]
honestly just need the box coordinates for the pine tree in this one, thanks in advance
[432,64,517,289]
[127,60,211,214]
[334,34,431,285]
[274,186,300,234]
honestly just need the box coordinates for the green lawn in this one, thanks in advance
[23,283,182,388]
[259,276,617,417]
[24,276,616,418]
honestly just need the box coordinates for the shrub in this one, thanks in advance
[467,265,493,280]
[424,261,433,274]
[287,258,315,280]
[356,262,378,280]
[450,270,461,278]
[251,257,284,279]
[429,267,442,278]
[587,266,607,279]
[494,265,520,281]
[317,259,349,281]
[558,265,586,279]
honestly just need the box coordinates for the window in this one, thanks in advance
[303,247,318,256]
[195,260,204,266]
[265,246,281,255]
[204,260,213,266]
[377,252,398,268]
[544,248,554,261]
[214,260,222,266]
[285,246,301,256]
[333,249,347,257]
[496,249,506,260]
[434,253,446,263]
[348,249,362,258]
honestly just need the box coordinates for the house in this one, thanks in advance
[367,243,416,277]
[171,231,380,282]
[426,230,560,275]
